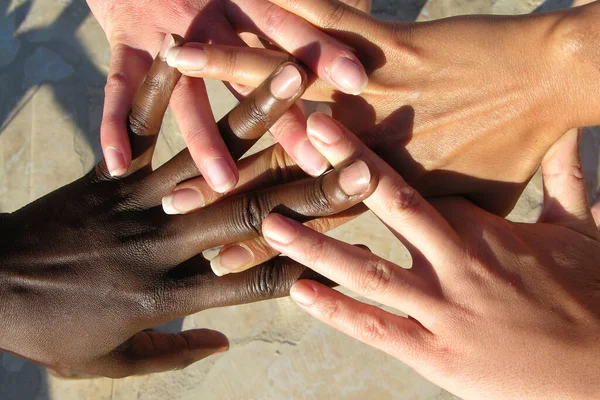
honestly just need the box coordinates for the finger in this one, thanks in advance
[170,75,239,193]
[162,143,304,214]
[117,34,184,177]
[167,43,332,100]
[290,280,430,365]
[161,115,327,215]
[306,113,461,265]
[592,201,600,230]
[170,253,335,316]
[138,62,307,205]
[100,44,153,177]
[166,44,329,178]
[210,204,367,276]
[226,0,368,95]
[173,158,378,259]
[539,129,597,237]
[268,0,385,43]
[262,214,436,321]
[101,329,228,378]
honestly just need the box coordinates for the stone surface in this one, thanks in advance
[0,0,598,399]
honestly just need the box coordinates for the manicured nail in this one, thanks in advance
[104,147,126,177]
[159,34,176,59]
[162,188,205,215]
[339,160,371,196]
[290,283,316,306]
[211,245,253,276]
[205,157,237,193]
[294,139,329,177]
[329,57,368,95]
[263,214,299,245]
[307,113,342,145]
[166,47,207,70]
[270,64,302,99]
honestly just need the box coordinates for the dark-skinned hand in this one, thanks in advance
[0,37,378,378]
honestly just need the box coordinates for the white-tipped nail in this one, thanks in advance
[159,34,176,59]
[166,47,181,68]
[162,195,180,215]
[210,259,230,277]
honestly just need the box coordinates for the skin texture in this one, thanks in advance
[0,48,379,378]
[262,115,600,400]
[171,1,600,215]
[86,0,368,190]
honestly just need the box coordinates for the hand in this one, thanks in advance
[170,0,600,214]
[262,113,600,399]
[0,54,379,377]
[86,0,369,189]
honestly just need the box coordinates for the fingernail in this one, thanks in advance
[263,215,299,245]
[211,245,253,276]
[329,57,368,95]
[313,103,332,117]
[290,283,316,306]
[104,147,127,177]
[159,34,176,59]
[339,160,371,196]
[307,113,342,145]
[162,188,205,215]
[166,47,208,70]
[270,64,302,99]
[294,139,329,177]
[205,158,237,193]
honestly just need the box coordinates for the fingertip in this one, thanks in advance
[262,214,300,246]
[290,280,317,306]
[328,57,368,95]
[292,139,329,177]
[203,157,239,193]
[104,146,128,177]
[338,159,373,196]
[306,112,343,146]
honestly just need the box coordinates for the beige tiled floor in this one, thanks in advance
[1,0,598,399]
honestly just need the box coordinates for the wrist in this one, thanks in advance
[547,2,600,128]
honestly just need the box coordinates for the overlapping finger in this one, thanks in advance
[262,214,437,321]
[170,157,378,260]
[305,113,461,267]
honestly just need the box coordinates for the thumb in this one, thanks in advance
[102,329,229,378]
[538,129,597,237]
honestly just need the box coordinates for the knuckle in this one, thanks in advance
[223,51,241,79]
[386,179,421,218]
[104,71,130,96]
[317,3,346,30]
[128,109,153,137]
[357,314,390,342]
[182,126,209,148]
[300,178,333,215]
[236,99,270,138]
[246,259,285,298]
[303,235,327,266]
[357,258,393,296]
[236,193,271,236]
[262,4,292,37]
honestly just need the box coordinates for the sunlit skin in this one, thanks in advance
[86,0,369,191]
[263,114,600,400]
[0,45,378,378]
[168,1,600,216]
